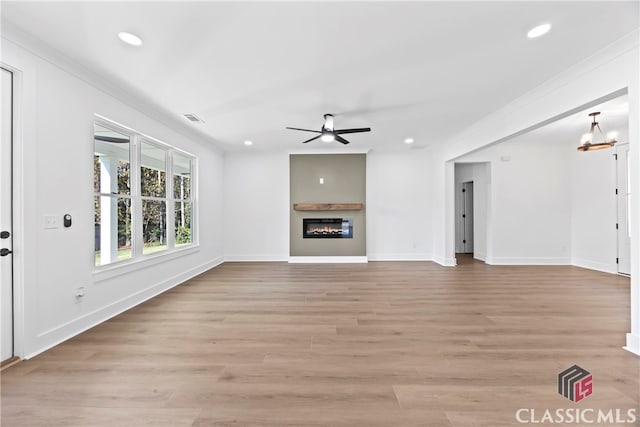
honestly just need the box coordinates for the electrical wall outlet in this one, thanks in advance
[44,215,59,229]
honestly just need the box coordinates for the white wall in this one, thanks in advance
[455,131,622,271]
[222,149,433,261]
[570,147,618,273]
[431,31,639,354]
[457,139,572,265]
[367,149,432,260]
[223,152,289,261]
[431,32,639,265]
[2,37,224,358]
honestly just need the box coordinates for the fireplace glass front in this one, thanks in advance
[303,218,353,239]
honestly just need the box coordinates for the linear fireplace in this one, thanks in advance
[303,218,353,239]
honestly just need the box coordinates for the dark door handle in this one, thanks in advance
[0,231,9,239]
[0,248,12,256]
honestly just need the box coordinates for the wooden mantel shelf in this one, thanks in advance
[293,203,364,211]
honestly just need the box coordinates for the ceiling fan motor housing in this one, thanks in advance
[323,114,335,132]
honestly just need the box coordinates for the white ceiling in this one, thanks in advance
[2,1,638,152]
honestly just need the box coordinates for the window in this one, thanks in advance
[94,119,196,267]
[94,125,132,265]
[173,153,193,247]
[140,141,167,255]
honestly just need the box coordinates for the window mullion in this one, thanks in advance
[131,134,143,258]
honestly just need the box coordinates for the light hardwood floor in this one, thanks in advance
[1,259,638,426]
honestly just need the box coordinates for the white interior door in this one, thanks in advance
[1,67,14,362]
[462,181,474,254]
[617,143,631,275]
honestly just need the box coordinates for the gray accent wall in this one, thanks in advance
[290,154,366,257]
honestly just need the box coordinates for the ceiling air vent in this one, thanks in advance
[183,113,205,124]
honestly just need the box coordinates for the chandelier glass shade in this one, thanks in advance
[577,112,617,152]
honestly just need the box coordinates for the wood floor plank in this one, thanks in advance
[394,384,637,410]
[1,406,201,427]
[1,259,637,426]
[192,406,452,427]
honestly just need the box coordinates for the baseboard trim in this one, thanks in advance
[624,333,640,356]
[27,256,224,360]
[288,256,368,264]
[1,356,21,371]
[224,255,288,262]
[432,255,456,267]
[227,254,433,262]
[486,257,571,266]
[473,252,487,262]
[367,253,432,261]
[571,258,617,274]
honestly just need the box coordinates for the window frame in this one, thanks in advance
[139,138,170,256]
[93,115,198,272]
[171,152,195,248]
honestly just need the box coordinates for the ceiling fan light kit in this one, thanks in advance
[577,111,617,152]
[286,114,371,145]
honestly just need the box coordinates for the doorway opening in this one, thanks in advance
[454,162,490,264]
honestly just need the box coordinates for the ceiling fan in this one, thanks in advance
[286,114,371,144]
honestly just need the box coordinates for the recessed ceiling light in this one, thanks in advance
[118,32,143,46]
[404,138,414,144]
[244,140,253,146]
[527,23,551,39]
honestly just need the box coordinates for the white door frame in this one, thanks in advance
[1,63,24,359]
[616,143,631,276]
[1,66,14,362]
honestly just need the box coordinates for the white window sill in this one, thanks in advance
[93,244,200,283]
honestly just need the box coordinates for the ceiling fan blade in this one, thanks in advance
[334,135,351,145]
[302,135,322,144]
[286,127,321,133]
[334,128,371,135]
